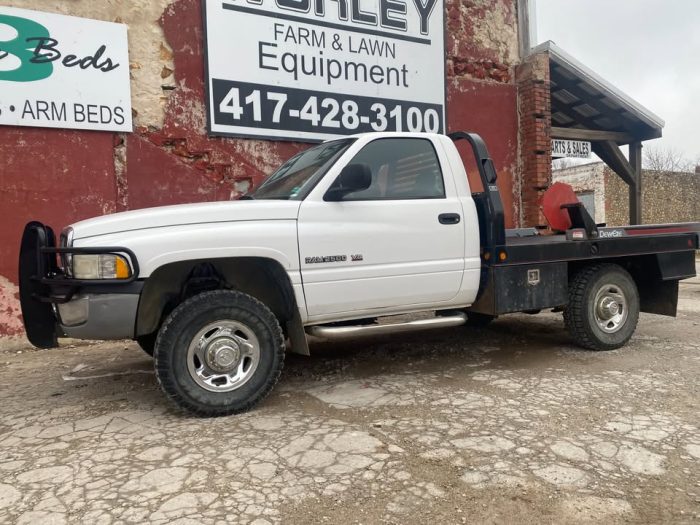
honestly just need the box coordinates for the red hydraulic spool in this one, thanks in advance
[542,182,580,232]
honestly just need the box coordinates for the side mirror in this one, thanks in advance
[324,163,372,201]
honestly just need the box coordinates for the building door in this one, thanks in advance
[576,191,596,221]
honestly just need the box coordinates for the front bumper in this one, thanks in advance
[19,221,142,348]
[57,293,140,340]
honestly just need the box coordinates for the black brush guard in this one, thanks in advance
[18,222,139,349]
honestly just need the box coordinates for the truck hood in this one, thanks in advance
[70,200,302,240]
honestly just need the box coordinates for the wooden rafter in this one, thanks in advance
[551,101,620,135]
[551,126,634,144]
[592,141,636,186]
[551,74,635,131]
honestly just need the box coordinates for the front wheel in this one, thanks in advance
[564,264,640,351]
[154,290,285,416]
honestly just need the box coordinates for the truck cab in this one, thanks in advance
[294,133,481,320]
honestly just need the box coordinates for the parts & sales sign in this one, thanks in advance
[204,0,446,141]
[551,139,592,159]
[0,7,132,132]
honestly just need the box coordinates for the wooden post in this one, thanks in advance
[628,142,643,225]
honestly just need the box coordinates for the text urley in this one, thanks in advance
[231,0,439,35]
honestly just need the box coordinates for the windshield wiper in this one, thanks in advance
[239,195,255,200]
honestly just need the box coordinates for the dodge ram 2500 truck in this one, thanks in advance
[19,132,700,416]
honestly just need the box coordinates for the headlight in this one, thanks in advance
[73,254,132,279]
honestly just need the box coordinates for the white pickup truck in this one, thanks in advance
[20,132,700,416]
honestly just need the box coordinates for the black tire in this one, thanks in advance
[563,264,640,351]
[154,290,285,417]
[466,311,496,328]
[136,333,156,357]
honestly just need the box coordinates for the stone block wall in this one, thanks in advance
[604,170,700,226]
[554,162,700,227]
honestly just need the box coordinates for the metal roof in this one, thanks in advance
[531,41,664,143]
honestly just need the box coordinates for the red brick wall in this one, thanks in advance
[516,52,552,228]
[0,0,522,336]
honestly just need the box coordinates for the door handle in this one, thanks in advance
[438,213,461,225]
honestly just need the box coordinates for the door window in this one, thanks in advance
[330,138,445,200]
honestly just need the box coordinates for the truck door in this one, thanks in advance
[298,137,466,318]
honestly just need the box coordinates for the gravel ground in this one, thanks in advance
[0,274,698,524]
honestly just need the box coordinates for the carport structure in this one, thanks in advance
[521,42,665,226]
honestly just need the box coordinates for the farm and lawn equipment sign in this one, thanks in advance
[204,0,446,141]
[0,6,132,133]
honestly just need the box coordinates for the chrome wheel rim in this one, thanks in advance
[593,284,628,333]
[186,320,260,392]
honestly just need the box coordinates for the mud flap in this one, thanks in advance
[286,308,310,356]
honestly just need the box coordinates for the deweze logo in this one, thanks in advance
[599,229,625,239]
[0,14,119,82]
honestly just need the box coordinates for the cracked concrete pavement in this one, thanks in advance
[0,274,698,524]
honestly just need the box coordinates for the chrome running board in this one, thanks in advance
[306,312,467,340]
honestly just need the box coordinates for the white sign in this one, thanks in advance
[204,0,446,142]
[0,7,132,132]
[551,139,591,159]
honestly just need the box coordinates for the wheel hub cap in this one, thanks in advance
[598,297,620,319]
[186,320,261,392]
[204,333,241,372]
[593,284,628,334]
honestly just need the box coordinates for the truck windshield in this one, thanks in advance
[249,139,354,200]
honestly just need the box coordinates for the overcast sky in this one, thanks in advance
[536,0,700,163]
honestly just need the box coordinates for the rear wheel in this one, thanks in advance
[154,290,285,416]
[564,264,639,351]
